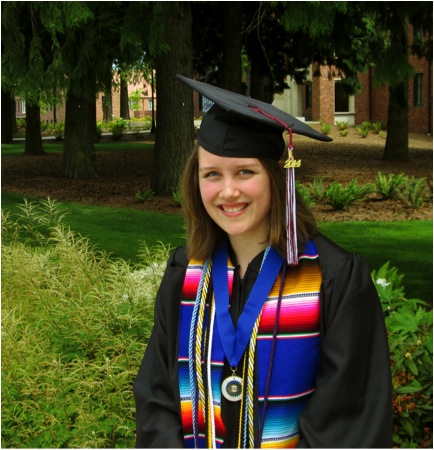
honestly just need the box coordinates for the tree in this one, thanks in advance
[151,2,194,195]
[278,1,432,161]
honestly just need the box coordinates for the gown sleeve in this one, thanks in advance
[133,247,188,448]
[297,235,393,448]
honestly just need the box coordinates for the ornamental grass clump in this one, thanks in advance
[375,172,409,200]
[399,176,430,209]
[2,200,171,448]
[372,263,433,448]
[325,179,375,210]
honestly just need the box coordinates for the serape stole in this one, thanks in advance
[178,241,322,448]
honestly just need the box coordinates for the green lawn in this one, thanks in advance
[2,191,432,302]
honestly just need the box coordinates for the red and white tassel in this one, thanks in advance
[284,129,299,266]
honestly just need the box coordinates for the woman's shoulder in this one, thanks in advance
[167,246,189,268]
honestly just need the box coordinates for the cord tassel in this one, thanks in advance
[284,129,299,266]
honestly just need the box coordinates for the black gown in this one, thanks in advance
[133,233,393,448]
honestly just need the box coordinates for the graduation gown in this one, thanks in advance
[133,233,393,448]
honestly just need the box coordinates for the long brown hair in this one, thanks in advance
[181,145,318,261]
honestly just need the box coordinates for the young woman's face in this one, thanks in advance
[198,146,271,245]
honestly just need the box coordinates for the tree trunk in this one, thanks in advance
[24,103,45,155]
[383,82,409,161]
[1,88,16,144]
[120,77,130,120]
[221,2,242,93]
[62,92,97,178]
[103,90,112,122]
[151,1,194,195]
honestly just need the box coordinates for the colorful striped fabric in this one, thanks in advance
[178,242,321,448]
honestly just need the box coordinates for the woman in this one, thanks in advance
[134,76,393,448]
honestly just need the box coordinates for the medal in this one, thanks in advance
[221,374,243,402]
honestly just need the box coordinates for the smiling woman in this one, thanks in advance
[131,75,393,448]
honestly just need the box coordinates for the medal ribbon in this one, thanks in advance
[212,242,284,368]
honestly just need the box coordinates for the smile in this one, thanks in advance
[220,204,247,214]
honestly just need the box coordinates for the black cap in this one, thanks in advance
[177,74,332,161]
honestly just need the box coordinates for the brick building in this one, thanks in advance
[272,27,432,135]
[16,28,431,135]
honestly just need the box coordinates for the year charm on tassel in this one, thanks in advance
[284,147,301,168]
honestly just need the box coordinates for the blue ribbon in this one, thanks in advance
[212,241,284,368]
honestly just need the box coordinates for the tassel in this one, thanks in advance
[284,129,300,266]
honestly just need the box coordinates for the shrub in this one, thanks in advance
[108,118,128,140]
[399,176,430,209]
[16,118,26,130]
[335,121,348,131]
[372,121,384,133]
[135,188,155,202]
[320,122,332,135]
[339,129,348,137]
[372,263,433,448]
[1,202,171,447]
[375,172,408,200]
[325,179,375,210]
[54,121,65,140]
[296,181,314,207]
[356,125,370,138]
[172,190,183,206]
[306,176,327,202]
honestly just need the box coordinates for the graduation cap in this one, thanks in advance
[176,74,332,266]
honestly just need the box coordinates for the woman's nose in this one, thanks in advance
[219,178,240,199]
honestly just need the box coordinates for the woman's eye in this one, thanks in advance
[239,169,254,175]
[204,171,219,178]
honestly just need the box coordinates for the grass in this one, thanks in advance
[2,191,432,302]
[319,221,433,302]
[1,140,154,156]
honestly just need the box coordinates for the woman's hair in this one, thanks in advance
[181,145,318,261]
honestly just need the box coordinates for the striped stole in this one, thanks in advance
[178,242,322,448]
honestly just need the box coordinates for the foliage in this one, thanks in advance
[372,121,384,133]
[372,263,433,448]
[108,118,128,141]
[306,177,327,202]
[172,190,183,206]
[339,129,348,137]
[320,122,332,135]
[135,188,155,202]
[1,204,171,448]
[356,124,370,138]
[375,172,409,200]
[54,121,65,140]
[335,120,348,130]
[325,179,375,210]
[399,176,430,209]
[296,181,314,207]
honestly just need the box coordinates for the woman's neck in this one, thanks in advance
[229,237,268,278]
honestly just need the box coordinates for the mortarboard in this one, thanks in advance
[176,74,332,266]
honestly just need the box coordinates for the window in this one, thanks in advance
[148,100,153,110]
[335,81,350,113]
[16,100,26,114]
[413,73,424,107]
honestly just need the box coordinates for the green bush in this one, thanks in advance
[2,200,432,448]
[335,120,348,131]
[306,176,327,202]
[399,176,430,209]
[1,204,170,448]
[54,121,65,140]
[135,188,155,202]
[356,125,370,138]
[108,118,128,140]
[325,179,375,210]
[320,121,332,135]
[372,263,433,448]
[375,172,408,200]
[296,181,314,207]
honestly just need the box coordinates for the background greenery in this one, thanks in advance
[1,200,432,448]
[2,192,432,302]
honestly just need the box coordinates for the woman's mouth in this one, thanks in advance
[220,204,247,214]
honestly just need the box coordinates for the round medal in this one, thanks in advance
[221,375,243,402]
